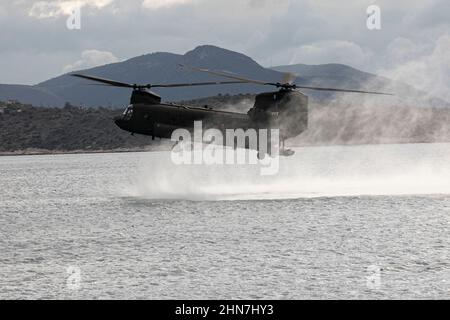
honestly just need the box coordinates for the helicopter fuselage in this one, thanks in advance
[115,101,252,139]
[114,89,309,154]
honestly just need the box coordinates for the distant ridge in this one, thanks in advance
[0,45,448,108]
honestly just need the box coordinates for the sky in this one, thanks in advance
[0,0,449,99]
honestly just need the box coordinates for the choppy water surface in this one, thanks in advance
[0,143,449,299]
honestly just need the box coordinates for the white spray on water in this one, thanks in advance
[125,143,450,201]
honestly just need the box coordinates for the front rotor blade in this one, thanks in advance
[74,74,249,89]
[179,64,277,87]
[72,74,135,88]
[295,86,393,95]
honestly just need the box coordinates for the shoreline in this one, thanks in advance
[1,140,449,157]
[0,147,167,157]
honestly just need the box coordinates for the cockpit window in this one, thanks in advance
[122,105,133,120]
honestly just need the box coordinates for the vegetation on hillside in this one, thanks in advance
[0,102,160,154]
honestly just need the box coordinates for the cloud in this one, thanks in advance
[28,0,113,19]
[142,0,192,10]
[63,49,120,72]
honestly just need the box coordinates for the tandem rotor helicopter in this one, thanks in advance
[73,65,391,157]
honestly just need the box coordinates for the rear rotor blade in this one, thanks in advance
[295,86,393,95]
[179,64,393,95]
[179,64,277,86]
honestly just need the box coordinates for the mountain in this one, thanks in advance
[0,45,448,108]
[0,84,65,106]
[24,46,282,107]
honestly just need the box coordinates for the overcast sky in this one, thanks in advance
[1,0,449,98]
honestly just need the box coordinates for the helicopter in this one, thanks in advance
[72,65,391,157]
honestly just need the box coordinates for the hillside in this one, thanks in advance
[1,96,450,155]
[0,102,163,155]
[0,84,65,106]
